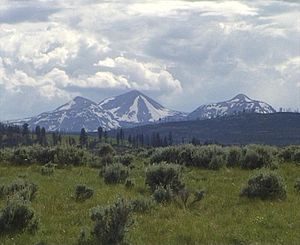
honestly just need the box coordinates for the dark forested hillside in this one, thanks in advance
[118,113,300,146]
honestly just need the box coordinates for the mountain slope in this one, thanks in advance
[99,90,186,126]
[119,113,300,146]
[188,94,276,120]
[26,97,119,132]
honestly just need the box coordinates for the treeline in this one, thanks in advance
[0,123,62,148]
[0,123,112,150]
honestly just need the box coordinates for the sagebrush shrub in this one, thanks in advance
[226,147,243,167]
[145,163,184,193]
[152,185,173,204]
[241,171,287,200]
[100,154,114,166]
[294,178,300,192]
[177,188,205,208]
[116,154,134,166]
[98,144,115,157]
[55,146,88,166]
[124,179,135,189]
[0,197,39,234]
[103,163,129,184]
[129,197,154,213]
[75,185,94,201]
[90,198,132,244]
[292,150,300,162]
[40,163,56,176]
[11,147,34,165]
[1,179,38,201]
[209,154,226,170]
[241,145,277,169]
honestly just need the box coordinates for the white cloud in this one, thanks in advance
[95,56,183,93]
[0,0,299,119]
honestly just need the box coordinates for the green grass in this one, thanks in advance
[0,160,299,245]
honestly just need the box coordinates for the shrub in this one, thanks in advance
[0,197,39,234]
[124,179,135,189]
[90,198,132,244]
[100,154,114,166]
[241,171,287,200]
[241,145,277,169]
[152,185,173,204]
[75,185,94,202]
[40,163,55,176]
[209,154,226,170]
[103,163,129,184]
[117,154,134,166]
[226,147,243,167]
[292,150,300,162]
[31,145,56,164]
[129,197,154,213]
[177,188,205,208]
[1,179,38,201]
[54,146,89,166]
[279,145,300,162]
[98,144,115,157]
[145,163,184,193]
[11,147,34,165]
[294,178,300,192]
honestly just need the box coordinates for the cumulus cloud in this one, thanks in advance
[0,0,299,119]
[95,56,182,93]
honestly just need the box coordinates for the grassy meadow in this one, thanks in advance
[0,157,299,245]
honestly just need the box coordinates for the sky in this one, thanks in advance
[0,0,299,120]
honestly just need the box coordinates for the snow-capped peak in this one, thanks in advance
[99,90,185,125]
[188,94,276,120]
[24,96,119,132]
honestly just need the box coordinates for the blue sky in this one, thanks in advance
[0,0,299,119]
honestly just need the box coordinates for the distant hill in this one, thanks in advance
[119,113,300,146]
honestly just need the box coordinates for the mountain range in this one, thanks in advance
[8,90,276,132]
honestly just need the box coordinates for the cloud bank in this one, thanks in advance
[0,0,299,119]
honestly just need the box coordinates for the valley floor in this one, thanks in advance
[0,161,299,245]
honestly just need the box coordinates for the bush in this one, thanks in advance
[0,197,39,234]
[116,154,134,166]
[100,154,114,166]
[294,178,300,192]
[98,144,115,157]
[152,185,173,204]
[129,197,154,213]
[292,150,300,162]
[279,146,300,162]
[241,145,277,169]
[125,179,135,189]
[11,147,34,165]
[55,146,89,166]
[40,163,55,176]
[177,188,205,208]
[209,154,226,170]
[145,163,184,193]
[1,179,38,201]
[226,147,243,167]
[90,198,132,244]
[103,163,129,184]
[241,171,287,200]
[75,185,94,202]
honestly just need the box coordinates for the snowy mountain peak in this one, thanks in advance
[188,94,276,120]
[99,90,185,125]
[230,94,252,102]
[24,96,119,132]
[55,96,95,112]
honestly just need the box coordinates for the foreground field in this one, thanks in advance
[0,159,299,245]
